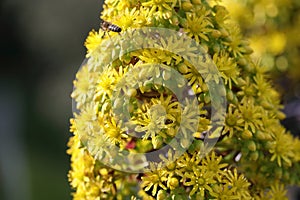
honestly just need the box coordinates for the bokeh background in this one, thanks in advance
[0,0,299,200]
[1,0,102,199]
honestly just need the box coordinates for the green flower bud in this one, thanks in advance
[224,36,233,43]
[236,77,247,86]
[255,130,265,140]
[241,129,253,139]
[249,151,259,161]
[140,83,152,92]
[226,88,234,101]
[179,18,187,27]
[260,165,268,172]
[177,63,189,74]
[237,57,248,67]
[264,133,273,141]
[200,92,211,104]
[211,30,222,38]
[213,43,221,53]
[157,190,168,199]
[191,0,201,5]
[182,2,193,11]
[276,111,286,120]
[243,63,255,73]
[170,15,179,25]
[247,140,256,151]
[167,127,176,137]
[261,100,273,110]
[136,140,153,153]
[202,83,208,92]
[243,46,254,54]
[121,53,132,64]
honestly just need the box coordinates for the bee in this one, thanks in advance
[101,20,122,33]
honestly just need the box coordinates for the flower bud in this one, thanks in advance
[243,46,254,54]
[241,129,253,139]
[261,100,273,110]
[237,57,248,66]
[177,63,189,74]
[247,140,256,151]
[182,2,193,11]
[191,0,201,5]
[255,130,265,140]
[170,15,179,25]
[211,30,222,38]
[249,151,259,161]
[226,88,234,101]
[157,190,167,199]
[213,43,221,53]
[167,127,176,137]
[236,77,247,86]
[276,111,286,120]
[168,177,179,189]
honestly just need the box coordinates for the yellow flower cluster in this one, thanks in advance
[68,0,300,199]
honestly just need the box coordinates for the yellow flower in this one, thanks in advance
[225,168,252,199]
[132,49,172,64]
[118,7,140,29]
[84,30,103,56]
[176,152,201,178]
[183,166,216,196]
[141,163,168,196]
[71,64,98,110]
[183,13,213,43]
[142,0,175,18]
[213,51,240,89]
[209,184,239,200]
[179,61,205,95]
[202,151,228,182]
[222,22,252,57]
[69,0,299,199]
[268,181,288,200]
[238,99,263,133]
[103,116,128,147]
[223,104,243,137]
[269,126,294,167]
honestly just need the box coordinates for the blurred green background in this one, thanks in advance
[0,0,102,199]
[1,0,299,200]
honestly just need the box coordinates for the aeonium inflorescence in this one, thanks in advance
[68,0,300,199]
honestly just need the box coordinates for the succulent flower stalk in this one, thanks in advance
[68,0,300,199]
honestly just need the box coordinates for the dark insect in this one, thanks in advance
[101,20,122,33]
